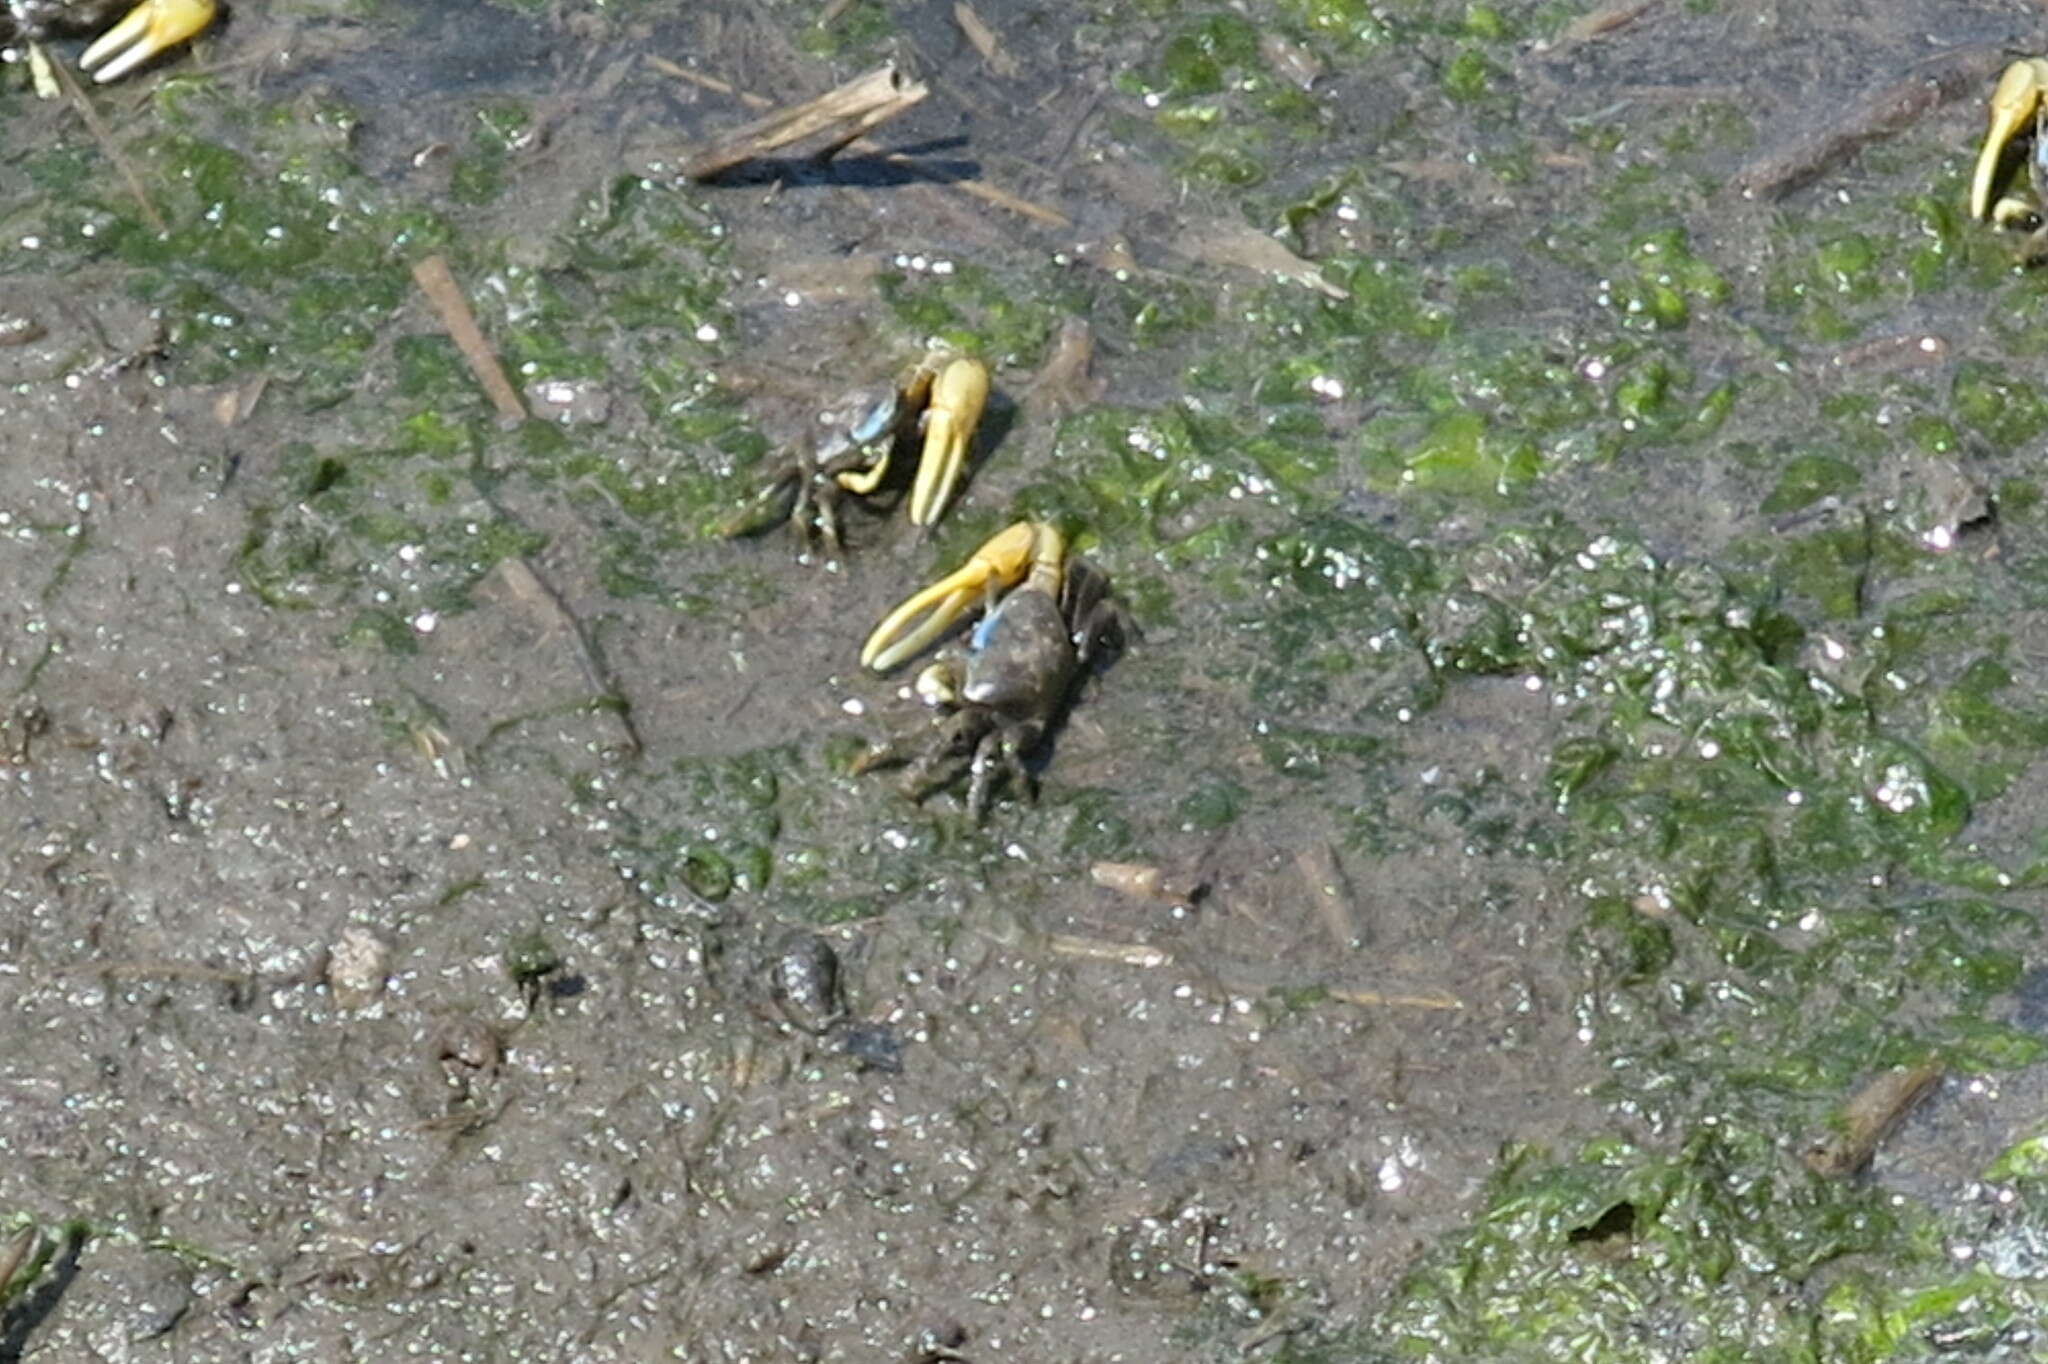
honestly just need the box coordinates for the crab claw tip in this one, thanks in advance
[80,0,216,83]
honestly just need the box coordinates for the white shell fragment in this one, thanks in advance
[326,927,393,1009]
[523,377,612,426]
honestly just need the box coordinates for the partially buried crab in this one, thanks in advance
[6,0,215,84]
[1971,57,2048,258]
[853,520,1127,821]
[719,351,989,547]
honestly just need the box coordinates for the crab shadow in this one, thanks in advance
[696,138,980,193]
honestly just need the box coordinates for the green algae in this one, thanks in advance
[1221,497,2048,1356]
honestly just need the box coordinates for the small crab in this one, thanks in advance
[718,351,989,546]
[1971,57,2048,258]
[6,0,215,85]
[853,520,1126,820]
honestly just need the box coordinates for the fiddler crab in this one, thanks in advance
[5,0,215,85]
[853,520,1127,821]
[719,351,990,547]
[1971,57,2048,259]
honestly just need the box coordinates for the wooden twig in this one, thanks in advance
[50,50,164,233]
[1046,933,1171,968]
[1090,860,1205,909]
[1296,842,1363,952]
[1326,986,1464,1011]
[1804,1064,1943,1178]
[682,63,927,180]
[1560,0,1657,44]
[1730,45,2005,201]
[491,556,645,759]
[954,2,1018,78]
[409,255,526,422]
[646,58,772,110]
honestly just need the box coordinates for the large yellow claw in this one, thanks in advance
[861,520,1061,672]
[907,357,989,528]
[1972,58,2048,223]
[79,0,216,83]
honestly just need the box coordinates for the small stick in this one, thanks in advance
[646,58,771,110]
[1296,842,1363,951]
[1326,986,1463,1011]
[683,63,927,180]
[1820,331,1950,374]
[1804,1063,1943,1178]
[954,2,1018,77]
[1090,860,1205,908]
[934,172,1068,227]
[410,255,527,422]
[492,556,645,759]
[50,50,164,234]
[1730,45,2005,201]
[1046,934,1171,968]
[1560,0,1656,44]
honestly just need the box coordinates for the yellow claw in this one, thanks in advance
[861,520,1062,672]
[79,0,216,83]
[1972,58,2048,223]
[834,449,893,497]
[907,357,988,528]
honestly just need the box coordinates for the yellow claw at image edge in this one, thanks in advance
[1970,57,2048,225]
[79,0,215,83]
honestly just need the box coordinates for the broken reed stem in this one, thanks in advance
[682,63,926,180]
[410,255,526,422]
[649,56,1071,228]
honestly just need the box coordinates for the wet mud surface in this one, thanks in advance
[9,0,2048,1360]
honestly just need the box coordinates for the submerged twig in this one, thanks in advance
[1731,44,2005,201]
[1804,1063,1943,1178]
[1046,933,1172,968]
[954,2,1018,77]
[1326,985,1463,1011]
[1296,841,1364,952]
[1174,220,1350,300]
[489,556,645,760]
[681,63,927,179]
[77,960,253,983]
[1559,0,1657,44]
[410,255,526,422]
